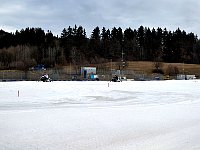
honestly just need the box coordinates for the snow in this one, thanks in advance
[0,80,200,150]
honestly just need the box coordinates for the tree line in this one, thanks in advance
[0,25,200,70]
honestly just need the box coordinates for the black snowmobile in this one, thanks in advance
[111,75,121,82]
[40,75,52,82]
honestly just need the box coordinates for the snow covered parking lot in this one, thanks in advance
[1,80,200,150]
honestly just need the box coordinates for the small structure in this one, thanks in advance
[81,67,98,80]
[186,75,196,80]
[177,74,196,80]
[81,67,96,74]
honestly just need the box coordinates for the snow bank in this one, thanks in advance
[0,80,200,150]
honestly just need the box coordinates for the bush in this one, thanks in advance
[166,65,179,76]
[152,69,164,74]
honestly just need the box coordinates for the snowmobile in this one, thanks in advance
[110,75,121,82]
[40,75,52,82]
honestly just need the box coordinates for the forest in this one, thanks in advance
[0,25,200,70]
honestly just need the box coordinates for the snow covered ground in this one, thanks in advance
[0,80,200,150]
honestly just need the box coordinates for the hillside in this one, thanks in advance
[128,61,200,75]
[98,61,200,76]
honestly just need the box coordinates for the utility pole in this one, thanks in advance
[109,58,112,80]
[121,49,125,68]
[121,46,126,77]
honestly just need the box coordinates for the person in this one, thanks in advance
[40,73,49,82]
[114,75,118,81]
[44,73,48,79]
[111,75,118,82]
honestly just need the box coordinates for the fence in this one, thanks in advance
[0,70,75,81]
[0,68,154,81]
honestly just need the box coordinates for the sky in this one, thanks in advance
[0,0,200,37]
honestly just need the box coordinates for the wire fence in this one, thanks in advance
[0,68,161,82]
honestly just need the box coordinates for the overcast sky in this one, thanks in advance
[1,0,200,37]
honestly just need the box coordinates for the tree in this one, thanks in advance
[193,39,200,63]
[0,25,199,70]
[0,50,14,68]
[87,27,101,62]
[144,27,152,60]
[124,28,138,60]
[109,27,122,60]
[60,27,73,61]
[137,26,145,60]
[101,27,111,58]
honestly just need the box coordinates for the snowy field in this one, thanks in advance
[1,80,200,150]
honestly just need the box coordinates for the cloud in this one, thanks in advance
[0,0,200,37]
